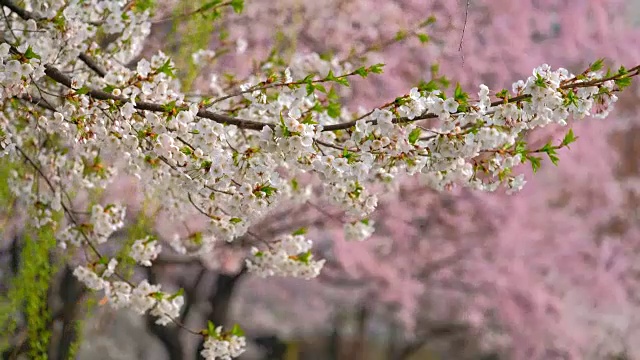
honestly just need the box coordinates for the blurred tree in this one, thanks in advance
[0,1,639,360]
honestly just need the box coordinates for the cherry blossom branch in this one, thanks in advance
[42,65,269,130]
[323,64,640,131]
[0,0,108,78]
[151,1,234,24]
[39,60,640,137]
[13,143,209,338]
[0,0,29,21]
[210,68,362,105]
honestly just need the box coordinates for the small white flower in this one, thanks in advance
[130,237,162,266]
[201,327,246,360]
[236,38,248,54]
[443,98,459,113]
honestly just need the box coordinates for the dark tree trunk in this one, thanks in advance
[195,268,246,359]
[145,267,184,360]
[254,335,287,360]
[54,266,86,360]
[328,326,340,360]
[353,305,369,360]
[146,317,184,360]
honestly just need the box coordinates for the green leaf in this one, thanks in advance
[157,59,175,78]
[327,102,341,118]
[430,63,439,75]
[168,288,185,300]
[292,227,307,236]
[207,320,216,336]
[561,128,578,147]
[527,155,542,173]
[229,217,242,224]
[395,30,407,41]
[514,140,527,156]
[297,251,312,264]
[24,46,41,60]
[191,232,203,245]
[453,83,468,103]
[368,63,384,74]
[230,0,244,13]
[496,89,509,99]
[416,33,430,43]
[231,324,245,337]
[334,77,350,87]
[133,0,156,12]
[563,89,578,107]
[306,83,315,96]
[354,66,368,78]
[615,77,632,89]
[589,58,605,72]
[200,0,223,11]
[436,76,450,89]
[161,100,177,113]
[540,141,554,154]
[420,16,437,27]
[418,80,439,92]
[534,73,547,88]
[408,128,421,145]
[75,86,91,95]
[256,185,277,197]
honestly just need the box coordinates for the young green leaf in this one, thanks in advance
[292,227,307,236]
[589,58,605,72]
[230,0,244,13]
[561,129,578,147]
[408,128,421,145]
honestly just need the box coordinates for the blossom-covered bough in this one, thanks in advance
[1,0,639,358]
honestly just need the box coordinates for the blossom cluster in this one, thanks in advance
[58,204,126,248]
[201,326,247,360]
[73,262,185,326]
[246,234,326,279]
[344,219,376,241]
[131,236,162,266]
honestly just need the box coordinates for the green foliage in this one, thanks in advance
[561,128,578,147]
[408,128,421,144]
[230,323,244,337]
[0,223,59,359]
[117,208,155,279]
[134,0,157,13]
[230,0,244,13]
[292,227,307,235]
[169,0,219,90]
[416,33,430,43]
[589,58,605,72]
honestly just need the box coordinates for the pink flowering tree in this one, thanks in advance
[214,1,640,359]
[0,0,639,360]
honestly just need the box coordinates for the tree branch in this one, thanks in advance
[144,267,184,360]
[0,0,107,78]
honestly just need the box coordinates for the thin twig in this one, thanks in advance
[459,0,470,67]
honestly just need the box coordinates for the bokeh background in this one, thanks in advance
[3,0,640,359]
